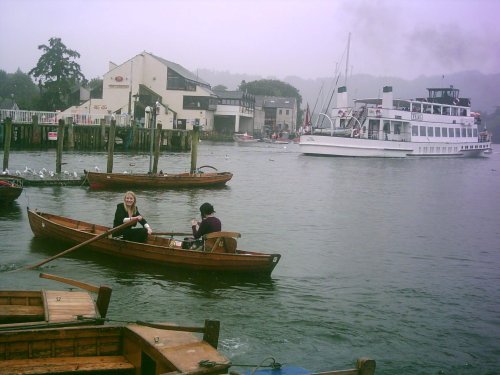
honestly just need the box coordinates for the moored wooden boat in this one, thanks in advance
[85,170,233,190]
[27,209,281,275]
[0,273,111,331]
[0,319,230,375]
[0,175,24,203]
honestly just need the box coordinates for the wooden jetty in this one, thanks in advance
[0,116,192,152]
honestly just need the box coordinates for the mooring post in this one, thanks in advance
[2,117,12,172]
[153,121,162,174]
[107,118,116,173]
[32,115,41,146]
[56,119,65,174]
[66,116,74,150]
[190,125,200,173]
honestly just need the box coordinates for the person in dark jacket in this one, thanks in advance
[182,202,221,249]
[113,191,152,243]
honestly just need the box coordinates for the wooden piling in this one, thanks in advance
[56,119,65,174]
[2,117,12,171]
[32,115,41,146]
[107,119,116,173]
[153,121,162,174]
[66,117,75,150]
[190,125,200,173]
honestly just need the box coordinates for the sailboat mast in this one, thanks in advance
[345,32,351,87]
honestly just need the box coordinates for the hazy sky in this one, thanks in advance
[1,0,499,83]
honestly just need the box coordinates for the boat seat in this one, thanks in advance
[203,231,241,253]
[0,356,134,374]
[0,305,45,323]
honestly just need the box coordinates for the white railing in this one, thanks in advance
[0,109,131,126]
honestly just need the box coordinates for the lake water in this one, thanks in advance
[1,142,499,375]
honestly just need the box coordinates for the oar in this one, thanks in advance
[39,272,100,293]
[26,218,138,270]
[152,231,192,236]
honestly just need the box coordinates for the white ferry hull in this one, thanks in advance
[299,135,492,158]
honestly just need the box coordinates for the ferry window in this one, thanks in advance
[433,105,441,114]
[412,103,422,112]
[461,109,467,116]
[412,125,418,136]
[394,122,401,134]
[451,107,458,116]
[442,127,448,137]
[428,126,434,136]
[423,104,432,113]
[383,121,390,133]
[467,128,472,137]
[419,126,426,136]
[449,128,454,137]
[455,128,460,137]
[462,128,467,137]
[286,110,289,115]
[473,129,478,137]
[435,127,441,137]
[443,107,450,115]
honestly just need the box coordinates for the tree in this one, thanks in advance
[239,79,303,125]
[212,84,228,91]
[0,69,39,109]
[29,37,85,111]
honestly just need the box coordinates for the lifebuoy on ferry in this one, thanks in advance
[353,128,360,137]
[453,98,459,105]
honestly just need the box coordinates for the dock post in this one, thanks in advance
[202,320,220,348]
[2,117,12,172]
[66,116,75,150]
[190,126,200,173]
[32,115,41,146]
[56,119,65,174]
[107,119,116,173]
[99,119,106,150]
[153,121,162,174]
[95,286,113,319]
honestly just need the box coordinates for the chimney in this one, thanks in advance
[382,86,393,109]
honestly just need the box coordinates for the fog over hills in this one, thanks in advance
[198,69,500,115]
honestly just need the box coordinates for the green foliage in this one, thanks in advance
[212,84,228,91]
[88,78,103,98]
[0,69,39,110]
[239,79,303,124]
[29,37,85,110]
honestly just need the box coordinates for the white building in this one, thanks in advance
[63,52,217,130]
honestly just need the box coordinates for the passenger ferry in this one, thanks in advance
[299,86,492,158]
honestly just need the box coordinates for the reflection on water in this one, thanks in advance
[1,146,499,375]
[0,201,23,219]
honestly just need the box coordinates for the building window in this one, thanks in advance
[183,96,210,110]
[449,128,454,137]
[167,68,196,91]
[412,125,418,136]
[435,127,441,137]
[286,109,289,115]
[420,126,426,136]
[455,128,460,137]
[428,126,434,137]
[442,127,447,137]
[279,109,282,115]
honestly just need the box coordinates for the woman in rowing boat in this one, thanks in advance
[113,191,152,243]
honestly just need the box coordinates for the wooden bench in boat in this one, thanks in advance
[0,356,134,374]
[203,231,241,253]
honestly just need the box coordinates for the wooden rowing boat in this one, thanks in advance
[85,170,233,190]
[0,175,24,204]
[0,319,230,375]
[27,209,281,275]
[0,273,111,331]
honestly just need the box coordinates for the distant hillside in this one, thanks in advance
[199,68,500,143]
[198,69,500,115]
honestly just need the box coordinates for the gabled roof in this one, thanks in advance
[151,53,211,87]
